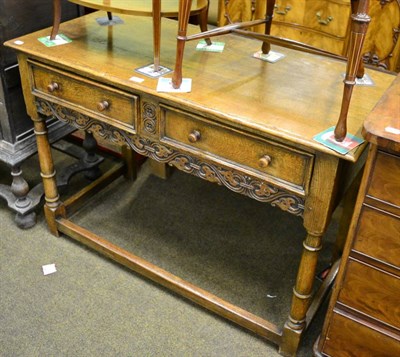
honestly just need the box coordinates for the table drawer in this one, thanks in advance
[29,61,138,131]
[322,311,400,357]
[352,205,400,269]
[368,151,400,208]
[160,106,313,194]
[338,259,400,329]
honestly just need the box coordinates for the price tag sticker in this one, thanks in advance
[42,263,57,276]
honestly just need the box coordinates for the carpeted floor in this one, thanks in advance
[0,148,337,356]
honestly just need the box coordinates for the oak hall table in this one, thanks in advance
[4,12,396,356]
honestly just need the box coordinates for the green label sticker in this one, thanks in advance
[196,40,225,53]
[313,126,364,155]
[38,34,72,47]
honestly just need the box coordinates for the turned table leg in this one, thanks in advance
[198,2,212,46]
[261,0,277,54]
[152,0,161,72]
[32,114,65,236]
[334,0,370,141]
[280,155,341,356]
[172,0,192,88]
[50,0,62,40]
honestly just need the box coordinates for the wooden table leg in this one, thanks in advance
[172,0,192,88]
[280,155,341,356]
[334,0,370,141]
[198,2,212,46]
[50,0,62,40]
[32,114,66,236]
[152,0,161,72]
[261,0,276,54]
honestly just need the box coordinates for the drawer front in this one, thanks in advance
[29,62,138,131]
[160,106,313,194]
[368,151,400,208]
[271,24,346,54]
[338,259,400,329]
[353,205,400,268]
[323,311,400,357]
[273,0,305,25]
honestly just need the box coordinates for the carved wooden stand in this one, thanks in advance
[0,131,104,229]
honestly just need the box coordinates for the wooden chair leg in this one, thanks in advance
[198,2,212,46]
[152,0,161,71]
[334,0,370,141]
[350,0,366,79]
[172,0,193,88]
[107,11,113,21]
[261,0,276,54]
[50,0,62,40]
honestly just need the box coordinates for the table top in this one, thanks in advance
[363,74,400,152]
[68,0,208,16]
[5,12,396,162]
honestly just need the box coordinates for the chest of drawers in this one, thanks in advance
[315,75,400,356]
[217,0,400,71]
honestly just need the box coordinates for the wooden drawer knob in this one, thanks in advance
[47,82,59,92]
[188,130,201,143]
[97,100,110,111]
[258,155,272,168]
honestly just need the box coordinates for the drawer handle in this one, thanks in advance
[316,12,333,25]
[274,4,291,15]
[47,82,59,92]
[258,155,272,168]
[97,100,110,111]
[188,130,201,143]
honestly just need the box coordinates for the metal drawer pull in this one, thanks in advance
[316,12,333,25]
[258,155,272,168]
[47,82,59,92]
[97,100,110,111]
[274,4,291,15]
[188,130,201,143]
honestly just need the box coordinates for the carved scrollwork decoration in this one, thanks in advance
[35,99,305,217]
[167,155,305,216]
[142,102,157,134]
[36,99,128,146]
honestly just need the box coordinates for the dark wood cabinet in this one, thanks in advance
[315,75,400,356]
[0,0,81,227]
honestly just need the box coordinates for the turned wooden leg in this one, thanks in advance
[122,145,138,181]
[172,0,192,89]
[152,0,161,72]
[350,0,366,79]
[82,131,102,181]
[107,11,113,21]
[198,1,212,46]
[334,0,370,141]
[280,155,340,356]
[261,0,276,54]
[281,230,324,356]
[32,114,65,236]
[11,167,37,229]
[50,0,62,40]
